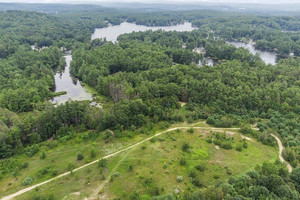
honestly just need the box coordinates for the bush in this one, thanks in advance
[67,163,74,171]
[236,144,243,151]
[38,166,50,176]
[22,177,33,186]
[40,152,46,159]
[98,159,107,168]
[191,177,203,187]
[77,153,84,161]
[240,124,253,134]
[177,175,183,182]
[195,163,206,172]
[150,138,156,143]
[114,171,120,177]
[20,162,29,169]
[90,148,96,158]
[221,141,233,150]
[182,142,190,152]
[213,174,220,179]
[51,170,58,177]
[187,128,194,133]
[25,144,40,157]
[206,137,213,143]
[128,165,133,171]
[189,170,197,178]
[179,158,186,166]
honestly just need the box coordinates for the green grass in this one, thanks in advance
[1,122,278,200]
[14,153,124,200]
[101,128,277,199]
[0,121,187,198]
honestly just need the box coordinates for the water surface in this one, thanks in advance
[50,55,93,104]
[91,22,197,42]
[226,41,277,65]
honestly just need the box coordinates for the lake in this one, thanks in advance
[226,41,277,65]
[91,22,197,42]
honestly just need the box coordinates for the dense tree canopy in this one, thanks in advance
[0,8,299,200]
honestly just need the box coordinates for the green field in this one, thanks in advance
[1,121,278,200]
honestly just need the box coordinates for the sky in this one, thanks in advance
[0,0,299,4]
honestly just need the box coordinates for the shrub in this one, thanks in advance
[191,177,203,187]
[128,165,133,171]
[77,153,84,161]
[195,163,206,172]
[40,152,46,159]
[90,148,96,158]
[176,175,183,182]
[22,177,33,186]
[221,141,233,150]
[150,138,156,143]
[213,174,220,179]
[243,141,248,148]
[114,171,120,177]
[20,162,29,169]
[25,144,40,157]
[187,128,194,133]
[226,168,232,175]
[236,144,243,152]
[182,142,190,152]
[67,163,74,171]
[240,124,253,134]
[38,166,50,176]
[189,170,197,178]
[51,170,58,177]
[206,137,213,143]
[98,159,107,168]
[103,130,113,142]
[179,158,186,166]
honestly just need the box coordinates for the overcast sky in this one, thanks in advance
[0,0,299,4]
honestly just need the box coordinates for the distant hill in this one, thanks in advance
[98,2,300,15]
[0,3,109,13]
[0,2,300,15]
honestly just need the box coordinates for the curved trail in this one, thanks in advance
[1,124,292,200]
[271,134,293,173]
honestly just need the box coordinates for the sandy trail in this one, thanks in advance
[1,124,292,200]
[271,134,293,173]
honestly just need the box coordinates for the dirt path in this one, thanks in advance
[271,134,293,173]
[1,123,291,200]
[1,127,181,200]
[87,148,134,200]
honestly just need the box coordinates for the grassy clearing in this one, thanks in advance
[1,121,278,200]
[14,153,124,200]
[101,128,277,199]
[0,121,188,198]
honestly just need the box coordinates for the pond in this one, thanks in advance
[91,22,197,42]
[50,54,94,105]
[226,41,277,65]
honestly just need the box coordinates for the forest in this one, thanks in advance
[0,6,299,200]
